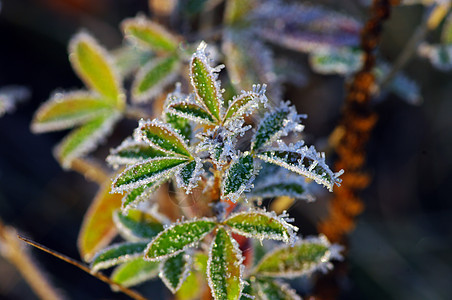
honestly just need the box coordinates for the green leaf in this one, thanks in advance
[145,219,217,261]
[190,42,223,121]
[253,235,342,278]
[222,153,255,202]
[113,209,164,241]
[78,183,122,262]
[165,113,193,142]
[207,227,243,300]
[137,119,192,157]
[91,241,148,272]
[309,47,363,75]
[112,156,188,193]
[111,258,160,288]
[255,278,301,300]
[121,175,171,212]
[31,91,111,133]
[248,182,308,200]
[175,159,203,194]
[132,55,181,103]
[256,146,342,192]
[69,32,124,107]
[166,100,216,125]
[160,252,191,293]
[176,253,208,300]
[223,85,267,123]
[224,210,297,243]
[106,138,167,166]
[55,111,120,169]
[252,104,300,151]
[122,16,180,53]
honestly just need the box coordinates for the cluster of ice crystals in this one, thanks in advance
[106,137,149,167]
[0,85,29,117]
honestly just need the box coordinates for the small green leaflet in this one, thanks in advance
[255,278,301,300]
[160,252,191,293]
[111,258,160,288]
[165,113,193,142]
[137,119,192,157]
[176,159,203,194]
[224,210,297,244]
[145,219,217,261]
[132,55,180,103]
[223,85,267,123]
[256,146,342,192]
[112,156,187,193]
[121,176,170,212]
[253,235,342,278]
[56,111,120,169]
[113,209,164,241]
[69,32,124,108]
[121,16,180,53]
[252,104,300,151]
[207,228,243,300]
[222,153,255,202]
[167,100,216,125]
[106,138,167,166]
[90,241,148,272]
[190,42,223,122]
[31,91,112,133]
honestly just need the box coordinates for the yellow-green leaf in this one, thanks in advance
[113,209,164,241]
[55,111,120,169]
[111,258,160,288]
[207,227,243,300]
[255,278,301,300]
[132,55,181,103]
[106,138,167,166]
[31,91,111,133]
[78,183,123,262]
[69,32,124,107]
[91,241,148,272]
[224,0,256,25]
[122,16,180,53]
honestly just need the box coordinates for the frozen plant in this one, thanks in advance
[88,42,343,300]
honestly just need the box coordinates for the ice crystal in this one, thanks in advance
[0,86,30,117]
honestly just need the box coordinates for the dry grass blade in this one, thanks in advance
[17,235,149,300]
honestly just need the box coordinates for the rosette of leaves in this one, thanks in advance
[31,32,126,168]
[91,42,343,299]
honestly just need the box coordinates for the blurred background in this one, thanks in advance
[0,0,451,299]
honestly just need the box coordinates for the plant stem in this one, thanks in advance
[380,4,438,90]
[0,221,63,300]
[17,234,148,300]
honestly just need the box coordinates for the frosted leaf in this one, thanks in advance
[190,41,224,121]
[112,43,153,78]
[224,209,298,244]
[112,156,187,193]
[165,93,216,125]
[255,278,301,300]
[31,91,112,133]
[207,227,244,300]
[121,15,180,53]
[222,153,257,203]
[113,209,164,242]
[247,163,313,201]
[121,175,171,212]
[419,43,452,71]
[136,119,192,157]
[164,113,192,143]
[251,102,304,151]
[159,252,192,293]
[223,29,281,102]
[145,218,217,261]
[175,252,208,300]
[253,235,343,278]
[251,1,361,53]
[223,84,268,124]
[175,158,204,194]
[106,138,167,166]
[90,241,148,273]
[0,85,29,117]
[131,55,181,103]
[69,32,125,108]
[111,257,160,288]
[55,111,120,169]
[256,143,342,192]
[309,47,363,75]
